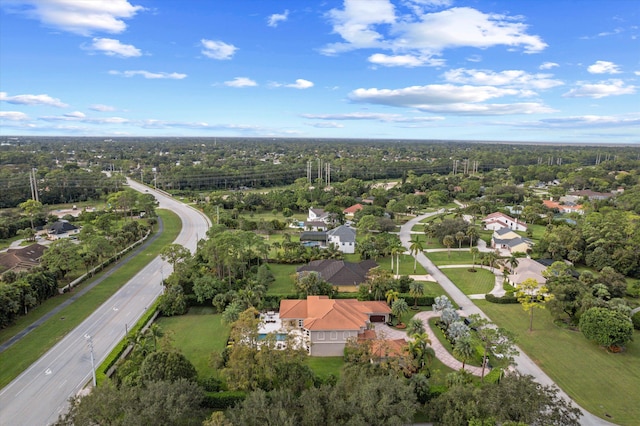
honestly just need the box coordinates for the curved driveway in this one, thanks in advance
[399,213,615,426]
[0,181,210,426]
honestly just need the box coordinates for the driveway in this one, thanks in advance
[399,213,615,426]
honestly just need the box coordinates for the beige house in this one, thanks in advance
[279,295,391,356]
[507,258,547,286]
[491,228,532,254]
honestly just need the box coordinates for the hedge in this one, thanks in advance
[202,391,247,409]
[485,293,519,304]
[96,298,160,385]
[483,368,502,384]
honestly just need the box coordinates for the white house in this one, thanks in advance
[327,225,356,254]
[483,212,527,232]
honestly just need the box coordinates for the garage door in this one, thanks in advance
[370,315,385,322]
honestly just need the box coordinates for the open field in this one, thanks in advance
[442,268,495,295]
[267,263,298,294]
[155,307,228,378]
[475,300,640,425]
[0,210,181,389]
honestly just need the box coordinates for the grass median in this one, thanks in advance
[475,300,640,425]
[0,209,181,389]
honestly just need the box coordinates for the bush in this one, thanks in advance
[202,391,246,409]
[484,368,502,384]
[630,311,640,330]
[485,293,519,304]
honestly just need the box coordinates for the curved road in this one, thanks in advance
[399,213,615,426]
[0,181,211,426]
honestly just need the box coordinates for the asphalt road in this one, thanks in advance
[0,181,211,426]
[399,213,616,426]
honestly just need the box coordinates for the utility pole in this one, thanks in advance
[86,335,97,387]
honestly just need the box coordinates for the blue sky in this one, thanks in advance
[0,0,638,143]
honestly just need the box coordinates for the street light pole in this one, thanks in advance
[86,335,97,387]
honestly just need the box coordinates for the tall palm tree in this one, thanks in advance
[409,237,424,273]
[485,251,499,272]
[391,246,403,276]
[409,281,424,308]
[466,225,479,249]
[453,336,474,370]
[443,235,455,258]
[408,332,435,374]
[391,298,409,325]
[470,247,480,271]
[455,231,465,249]
[508,255,520,273]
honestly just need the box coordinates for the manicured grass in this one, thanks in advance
[155,307,229,378]
[442,268,495,295]
[305,356,344,379]
[426,250,475,265]
[377,254,427,275]
[266,263,298,294]
[0,209,181,389]
[421,281,449,297]
[475,300,640,425]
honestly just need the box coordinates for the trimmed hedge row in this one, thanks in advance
[96,298,160,385]
[202,391,246,409]
[485,293,519,304]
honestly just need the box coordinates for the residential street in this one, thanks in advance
[399,213,616,426]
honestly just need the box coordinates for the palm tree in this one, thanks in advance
[455,231,465,249]
[391,246,403,276]
[470,247,480,271]
[406,318,425,336]
[508,255,519,273]
[385,289,399,306]
[453,336,475,371]
[466,225,479,249]
[409,237,424,273]
[485,250,499,272]
[408,332,435,374]
[443,235,455,258]
[391,298,409,326]
[409,281,424,308]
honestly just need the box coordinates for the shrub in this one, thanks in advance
[485,293,518,304]
[202,391,247,409]
[630,311,640,330]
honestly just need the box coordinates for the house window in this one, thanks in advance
[330,331,337,340]
[317,332,325,340]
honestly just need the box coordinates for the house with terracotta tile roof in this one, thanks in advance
[542,199,584,214]
[279,295,391,356]
[343,203,364,218]
[482,212,527,232]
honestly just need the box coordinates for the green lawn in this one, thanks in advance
[0,209,181,389]
[442,268,495,295]
[266,263,298,294]
[305,356,344,379]
[377,254,427,275]
[426,250,475,265]
[475,300,640,425]
[155,307,229,378]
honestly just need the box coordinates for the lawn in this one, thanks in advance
[426,250,475,265]
[155,307,229,378]
[266,263,298,294]
[441,268,495,295]
[305,356,344,379]
[475,300,640,425]
[377,254,427,275]
[0,209,181,389]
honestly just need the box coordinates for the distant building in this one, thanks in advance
[507,258,547,286]
[0,243,47,275]
[327,225,356,254]
[343,203,364,218]
[542,200,583,214]
[491,228,533,254]
[47,220,80,240]
[297,259,378,286]
[482,212,527,232]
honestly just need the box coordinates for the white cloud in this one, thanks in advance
[6,0,144,36]
[368,53,444,67]
[109,70,187,79]
[0,91,68,107]
[349,84,555,115]
[272,79,314,89]
[443,68,564,90]
[89,104,116,112]
[301,112,443,122]
[539,62,559,70]
[64,111,86,118]
[224,77,258,88]
[322,3,547,65]
[587,60,622,74]
[85,37,141,57]
[201,39,237,60]
[563,79,635,98]
[522,114,640,129]
[267,10,289,27]
[0,111,30,121]
[306,122,344,128]
[635,71,640,76]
